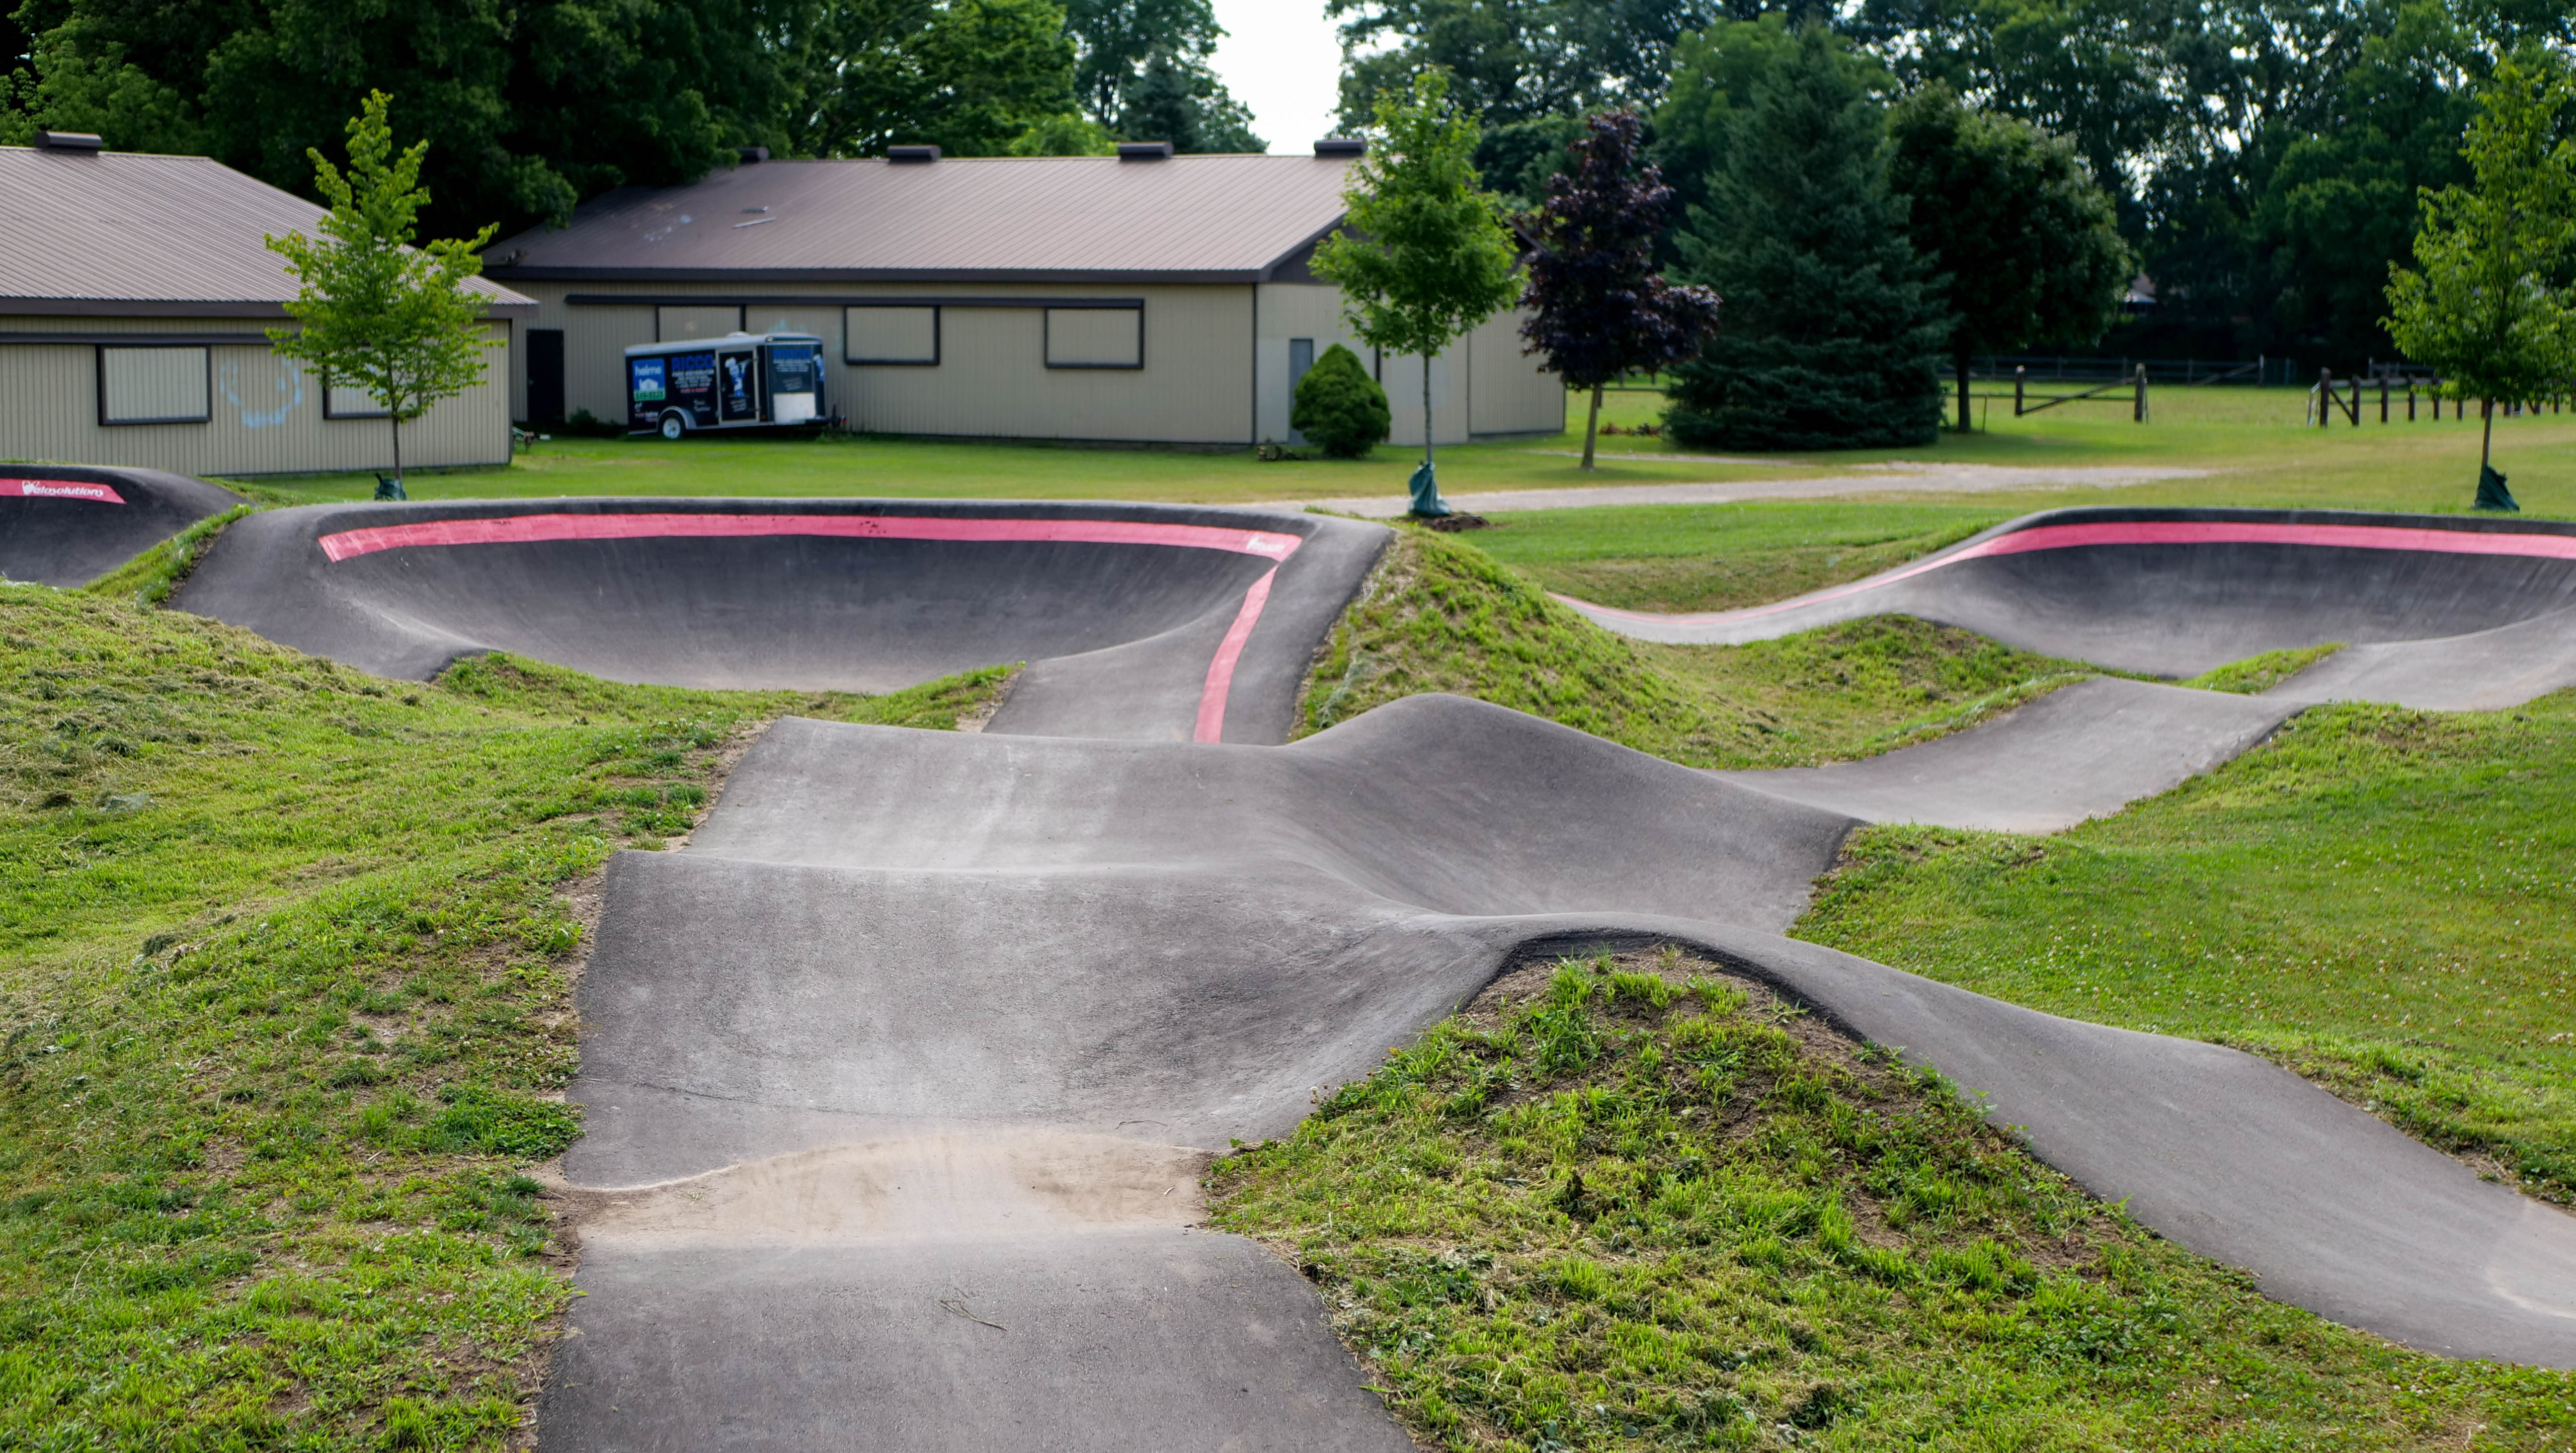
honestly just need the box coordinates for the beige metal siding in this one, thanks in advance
[526,279,1253,444]
[843,306,937,364]
[1254,283,1368,445]
[1467,308,1565,438]
[1044,308,1142,367]
[0,316,513,475]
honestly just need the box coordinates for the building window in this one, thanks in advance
[846,305,939,365]
[97,345,210,425]
[658,305,745,341]
[324,377,391,419]
[1045,306,1143,369]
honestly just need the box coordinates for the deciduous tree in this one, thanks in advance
[1313,69,1522,514]
[1519,111,1721,469]
[1887,82,2129,430]
[266,93,502,493]
[2386,57,2576,504]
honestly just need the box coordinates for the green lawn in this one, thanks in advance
[214,384,2576,521]
[0,582,1008,1450]
[1298,530,2115,768]
[1210,950,2576,1451]
[1795,693,2576,1206]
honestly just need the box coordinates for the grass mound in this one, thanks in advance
[1210,949,2572,1450]
[1797,696,2576,1204]
[1298,530,2101,768]
[0,585,1008,1450]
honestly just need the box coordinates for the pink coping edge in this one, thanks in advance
[1565,518,2576,626]
[313,509,1308,745]
[1197,568,1281,743]
[0,480,125,503]
[316,512,1302,564]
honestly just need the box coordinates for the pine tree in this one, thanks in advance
[1662,24,1947,451]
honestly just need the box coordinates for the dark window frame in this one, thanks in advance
[94,343,212,427]
[1043,304,1145,371]
[322,372,392,420]
[844,304,942,367]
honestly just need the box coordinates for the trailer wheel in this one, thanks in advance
[657,411,687,441]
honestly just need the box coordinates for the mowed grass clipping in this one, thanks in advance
[1796,695,2576,1205]
[1209,950,2576,1451]
[1297,529,2106,768]
[0,584,1008,1449]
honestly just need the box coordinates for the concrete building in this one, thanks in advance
[0,133,531,477]
[485,144,1565,448]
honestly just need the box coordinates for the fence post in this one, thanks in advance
[2319,371,2331,428]
[2380,376,2389,423]
[2015,366,2026,417]
[2134,363,2148,422]
[2408,383,2416,421]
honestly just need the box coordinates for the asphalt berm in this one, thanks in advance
[60,493,2576,1445]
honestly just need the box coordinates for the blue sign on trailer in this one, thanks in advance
[624,332,826,439]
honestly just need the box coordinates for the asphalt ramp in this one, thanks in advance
[0,464,241,587]
[1567,506,2576,701]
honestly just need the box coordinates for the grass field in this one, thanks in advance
[15,416,2576,1446]
[1210,950,2576,1451]
[0,584,1007,1449]
[216,384,2576,521]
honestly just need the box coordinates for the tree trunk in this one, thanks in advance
[2483,398,2494,470]
[391,411,403,487]
[1422,354,1436,474]
[1956,351,1972,432]
[1581,383,1604,470]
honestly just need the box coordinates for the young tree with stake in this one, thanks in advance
[2386,58,2576,512]
[1313,69,1521,516]
[266,91,501,496]
[1519,110,1721,470]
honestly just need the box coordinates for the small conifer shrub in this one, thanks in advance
[1292,343,1393,458]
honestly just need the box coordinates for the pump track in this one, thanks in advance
[12,476,2576,1449]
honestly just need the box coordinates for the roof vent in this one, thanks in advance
[736,146,770,164]
[1116,141,1175,161]
[1313,137,1366,158]
[887,145,941,163]
[34,131,105,153]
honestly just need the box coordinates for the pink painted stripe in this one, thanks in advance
[317,512,1304,564]
[1568,518,2576,626]
[0,479,124,503]
[1196,567,1279,744]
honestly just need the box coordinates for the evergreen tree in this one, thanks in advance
[1663,24,1947,451]
[1116,49,1264,153]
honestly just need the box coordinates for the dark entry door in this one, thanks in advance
[718,350,760,422]
[527,328,565,427]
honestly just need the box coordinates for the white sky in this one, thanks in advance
[1208,1,1348,152]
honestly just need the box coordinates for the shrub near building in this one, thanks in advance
[1293,343,1393,458]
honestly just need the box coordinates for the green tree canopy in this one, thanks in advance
[1327,0,1728,130]
[0,0,1094,238]
[1060,0,1261,151]
[265,92,502,488]
[1313,68,1522,498]
[1888,82,2130,429]
[1662,23,1948,450]
[776,0,1084,161]
[2386,56,2576,484]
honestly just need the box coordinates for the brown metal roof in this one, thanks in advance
[0,146,533,318]
[485,154,1359,285]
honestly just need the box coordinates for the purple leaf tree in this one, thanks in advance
[1519,110,1722,470]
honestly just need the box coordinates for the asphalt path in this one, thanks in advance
[1565,506,2576,700]
[0,464,240,586]
[118,494,2576,1440]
